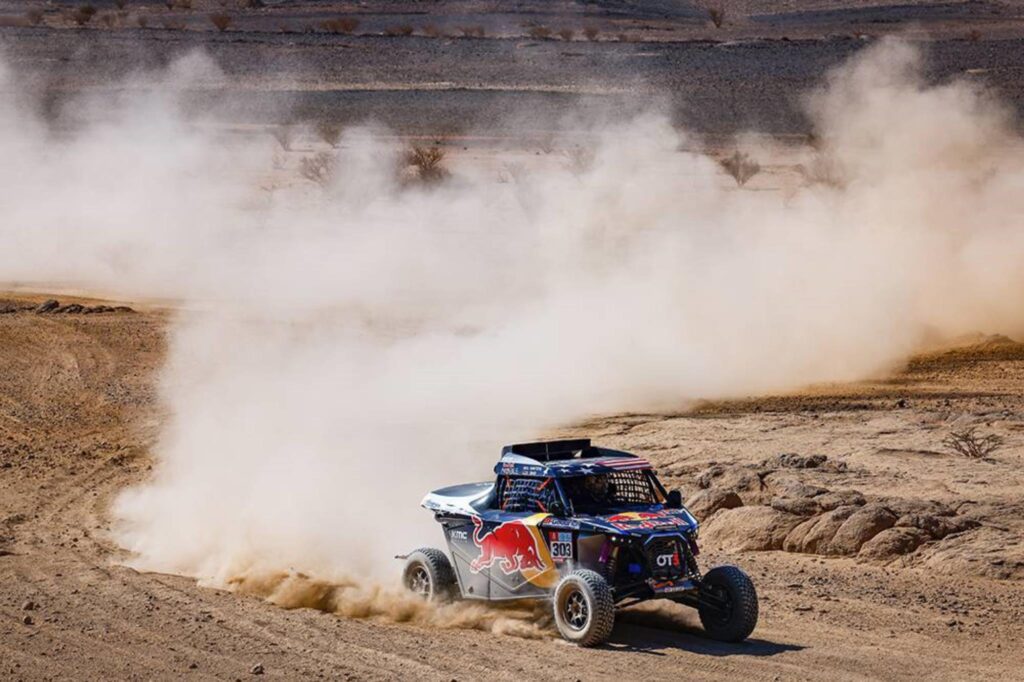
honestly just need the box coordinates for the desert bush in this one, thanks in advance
[300,153,334,187]
[582,26,599,40]
[114,0,126,8]
[557,28,574,41]
[943,428,1003,459]
[165,0,191,9]
[209,13,230,31]
[161,19,185,30]
[616,32,629,41]
[316,121,342,148]
[719,151,760,186]
[136,14,149,28]
[708,7,725,28]
[406,145,448,184]
[320,17,358,34]
[246,0,265,8]
[99,12,117,27]
[966,29,981,42]
[73,5,97,25]
[527,25,551,39]
[25,9,44,25]
[458,25,484,38]
[270,126,293,151]
[385,24,414,37]
[423,24,444,37]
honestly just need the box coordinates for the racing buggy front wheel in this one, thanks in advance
[697,565,759,642]
[552,569,615,647]
[402,548,456,603]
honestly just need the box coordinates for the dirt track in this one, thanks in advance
[2,295,1023,680]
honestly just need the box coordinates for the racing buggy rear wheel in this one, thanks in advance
[697,565,758,642]
[552,569,615,647]
[402,548,456,603]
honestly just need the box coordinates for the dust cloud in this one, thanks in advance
[1,38,1023,614]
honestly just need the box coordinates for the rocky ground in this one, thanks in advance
[1,295,1023,680]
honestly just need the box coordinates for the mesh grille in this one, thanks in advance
[645,536,698,579]
[606,471,657,504]
[563,470,657,511]
[497,476,559,513]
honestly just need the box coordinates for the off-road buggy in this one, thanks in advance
[400,439,758,646]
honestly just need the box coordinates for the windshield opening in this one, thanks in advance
[562,470,659,514]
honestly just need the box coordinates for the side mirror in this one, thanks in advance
[666,490,683,509]
[548,500,567,517]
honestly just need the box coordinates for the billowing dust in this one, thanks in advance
[2,37,1024,630]
[228,570,554,640]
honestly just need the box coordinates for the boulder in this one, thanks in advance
[815,490,866,511]
[702,505,804,552]
[828,504,897,555]
[895,513,979,540]
[773,453,828,469]
[35,299,59,314]
[694,465,766,501]
[685,488,743,520]
[771,496,820,517]
[858,527,930,560]
[785,505,859,554]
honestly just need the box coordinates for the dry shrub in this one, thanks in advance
[166,0,191,9]
[966,29,981,42]
[719,151,760,186]
[114,0,126,8]
[557,28,574,41]
[136,14,149,28]
[458,25,484,38]
[320,17,358,34]
[527,25,551,39]
[708,7,725,28]
[423,24,444,38]
[616,32,629,41]
[300,153,334,187]
[99,12,117,27]
[25,9,44,25]
[73,5,97,25]
[406,145,448,185]
[161,19,185,30]
[582,26,598,40]
[271,126,292,151]
[316,121,342,148]
[385,24,414,37]
[943,428,1004,459]
[209,13,230,31]
[245,0,265,8]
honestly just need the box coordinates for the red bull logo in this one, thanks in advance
[469,516,546,574]
[606,510,687,531]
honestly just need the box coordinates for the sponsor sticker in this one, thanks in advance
[548,531,573,562]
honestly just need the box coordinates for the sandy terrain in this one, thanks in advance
[1,295,1022,680]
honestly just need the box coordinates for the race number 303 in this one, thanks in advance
[549,531,573,561]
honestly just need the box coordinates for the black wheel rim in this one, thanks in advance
[563,589,590,631]
[409,565,431,599]
[704,584,734,625]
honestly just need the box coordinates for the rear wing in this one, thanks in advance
[501,439,592,461]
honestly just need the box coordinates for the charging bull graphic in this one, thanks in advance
[466,514,559,589]
[470,516,546,574]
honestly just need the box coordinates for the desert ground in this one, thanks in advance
[3,1,1024,680]
[1,298,1022,680]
